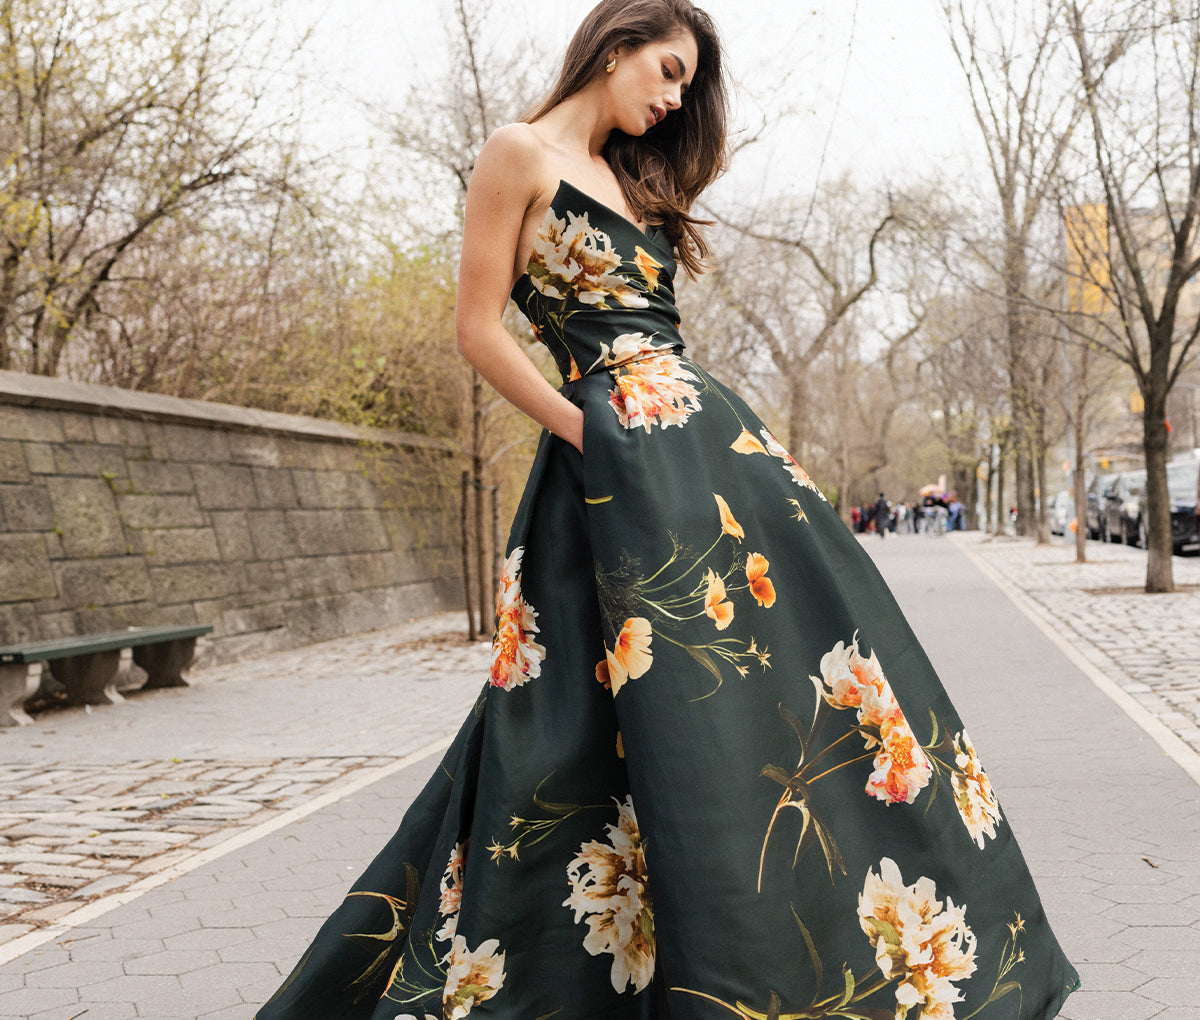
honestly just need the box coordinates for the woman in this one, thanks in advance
[258,2,1079,1017]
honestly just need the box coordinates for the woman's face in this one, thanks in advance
[606,28,698,136]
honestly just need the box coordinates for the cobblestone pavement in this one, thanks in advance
[958,531,1200,754]
[0,611,491,945]
[0,536,1197,1018]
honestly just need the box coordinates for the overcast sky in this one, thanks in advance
[282,0,987,206]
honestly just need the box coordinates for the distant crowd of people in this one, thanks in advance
[851,492,966,537]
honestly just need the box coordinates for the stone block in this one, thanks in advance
[282,595,350,645]
[36,610,80,638]
[22,441,56,474]
[191,463,257,511]
[0,441,29,483]
[135,527,221,565]
[144,421,170,460]
[211,511,254,560]
[252,467,298,509]
[163,422,231,464]
[52,442,126,478]
[59,412,95,442]
[55,557,152,607]
[0,484,54,531]
[116,493,205,530]
[0,404,62,442]
[340,509,392,553]
[0,602,39,643]
[148,562,241,604]
[92,415,149,449]
[283,555,354,599]
[45,476,127,558]
[227,431,282,467]
[221,602,288,636]
[242,558,287,597]
[127,459,194,495]
[247,510,299,560]
[286,509,348,554]
[211,625,292,662]
[292,470,356,509]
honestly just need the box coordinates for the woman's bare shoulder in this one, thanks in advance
[472,124,556,210]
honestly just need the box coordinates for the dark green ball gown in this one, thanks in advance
[258,181,1079,1020]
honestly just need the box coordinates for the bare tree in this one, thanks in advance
[0,0,307,376]
[942,0,1084,540]
[708,178,898,463]
[1067,0,1200,592]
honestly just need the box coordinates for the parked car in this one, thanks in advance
[1101,469,1146,544]
[1136,457,1199,554]
[1086,472,1117,540]
[1049,490,1074,536]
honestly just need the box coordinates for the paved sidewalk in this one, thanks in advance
[0,534,1195,1018]
[0,613,491,946]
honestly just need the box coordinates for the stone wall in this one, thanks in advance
[0,371,463,663]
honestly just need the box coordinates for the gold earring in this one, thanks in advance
[606,56,617,73]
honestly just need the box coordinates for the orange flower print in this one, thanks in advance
[713,493,744,541]
[745,552,776,608]
[814,633,932,805]
[634,245,663,291]
[595,657,612,690]
[866,715,933,806]
[703,570,734,631]
[563,796,656,994]
[598,333,702,433]
[435,842,465,949]
[952,730,1002,847]
[489,547,546,691]
[568,354,582,382]
[528,210,648,308]
[758,427,827,501]
[859,858,978,1019]
[606,617,653,695]
[442,935,507,1018]
[730,428,769,456]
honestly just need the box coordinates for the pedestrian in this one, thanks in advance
[873,491,890,538]
[257,3,1078,1016]
[947,494,963,532]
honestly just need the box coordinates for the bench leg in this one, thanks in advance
[0,662,42,726]
[135,637,198,690]
[50,649,128,707]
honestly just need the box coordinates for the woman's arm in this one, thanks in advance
[456,125,585,453]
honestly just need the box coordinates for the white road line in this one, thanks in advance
[0,734,453,969]
[954,537,1200,789]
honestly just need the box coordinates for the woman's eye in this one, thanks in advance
[662,66,674,80]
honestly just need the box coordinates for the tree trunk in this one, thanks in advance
[994,440,1008,535]
[1143,387,1174,592]
[1033,407,1051,545]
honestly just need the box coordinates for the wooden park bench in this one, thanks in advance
[0,624,213,727]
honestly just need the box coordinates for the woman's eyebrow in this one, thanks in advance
[669,52,689,80]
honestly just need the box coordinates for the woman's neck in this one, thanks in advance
[536,87,614,159]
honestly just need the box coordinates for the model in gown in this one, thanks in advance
[257,2,1079,1017]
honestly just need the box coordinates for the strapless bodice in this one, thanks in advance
[509,180,684,383]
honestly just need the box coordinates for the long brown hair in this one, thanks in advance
[524,0,729,277]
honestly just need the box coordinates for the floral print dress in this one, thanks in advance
[257,181,1079,1020]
